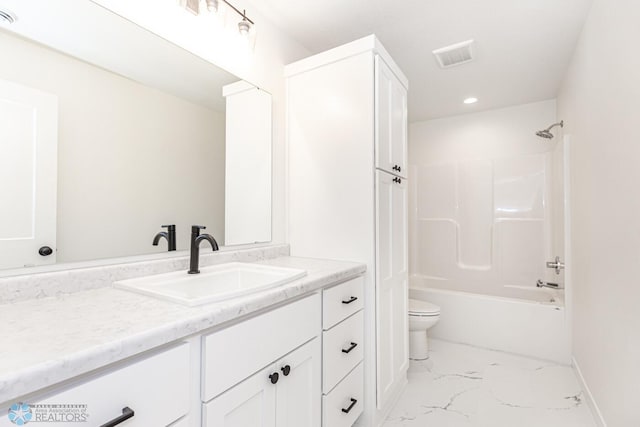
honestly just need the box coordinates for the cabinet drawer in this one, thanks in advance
[16,343,190,427]
[322,363,364,427]
[323,276,364,330]
[203,293,321,401]
[323,311,364,393]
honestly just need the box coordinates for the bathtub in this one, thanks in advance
[410,276,571,364]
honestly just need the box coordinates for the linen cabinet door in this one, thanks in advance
[276,339,321,427]
[204,364,277,427]
[390,70,408,178]
[391,172,409,376]
[375,56,408,177]
[375,170,409,409]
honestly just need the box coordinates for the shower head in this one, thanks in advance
[536,120,564,140]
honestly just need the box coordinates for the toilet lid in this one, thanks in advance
[408,299,440,315]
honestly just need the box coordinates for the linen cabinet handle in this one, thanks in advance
[341,342,358,354]
[342,296,358,304]
[100,407,134,427]
[281,365,291,376]
[341,398,358,414]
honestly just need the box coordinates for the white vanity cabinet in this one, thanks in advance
[287,35,409,425]
[1,343,191,427]
[202,293,321,427]
[204,338,320,427]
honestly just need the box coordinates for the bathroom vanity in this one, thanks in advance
[0,249,366,427]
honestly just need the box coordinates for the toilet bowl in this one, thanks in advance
[408,298,441,360]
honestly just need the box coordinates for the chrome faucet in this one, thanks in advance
[188,225,219,274]
[153,224,176,251]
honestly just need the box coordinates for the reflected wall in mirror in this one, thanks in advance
[0,2,272,271]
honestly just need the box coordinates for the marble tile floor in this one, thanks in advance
[384,339,597,427]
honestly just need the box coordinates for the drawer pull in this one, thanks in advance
[281,365,291,376]
[341,342,358,354]
[342,296,358,305]
[269,372,280,384]
[341,398,358,414]
[100,407,134,427]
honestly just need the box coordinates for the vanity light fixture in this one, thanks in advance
[237,12,252,36]
[463,97,478,104]
[180,0,255,36]
[205,0,219,13]
[220,2,254,36]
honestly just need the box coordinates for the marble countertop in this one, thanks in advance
[0,256,365,405]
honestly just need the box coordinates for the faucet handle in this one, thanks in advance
[191,225,206,234]
[161,224,175,231]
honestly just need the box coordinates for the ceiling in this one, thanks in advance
[245,0,593,122]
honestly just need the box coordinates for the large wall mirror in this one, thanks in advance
[0,1,272,272]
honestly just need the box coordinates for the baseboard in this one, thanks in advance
[374,375,408,427]
[572,356,608,427]
[354,373,408,427]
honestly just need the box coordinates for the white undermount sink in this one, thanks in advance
[114,262,307,306]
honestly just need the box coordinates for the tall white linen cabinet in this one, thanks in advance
[286,35,409,427]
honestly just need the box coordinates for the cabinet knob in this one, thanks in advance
[393,177,402,184]
[281,365,291,376]
[38,246,53,256]
[269,372,279,384]
[341,398,358,414]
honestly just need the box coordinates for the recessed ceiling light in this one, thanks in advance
[0,9,16,24]
[463,97,478,105]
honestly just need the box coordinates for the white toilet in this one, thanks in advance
[408,298,441,360]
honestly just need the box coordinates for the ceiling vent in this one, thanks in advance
[433,40,475,69]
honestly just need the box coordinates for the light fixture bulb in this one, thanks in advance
[205,0,218,13]
[238,18,251,36]
[463,97,478,104]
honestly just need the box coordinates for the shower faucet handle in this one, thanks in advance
[546,256,565,275]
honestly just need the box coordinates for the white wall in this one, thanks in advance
[557,0,640,425]
[0,31,225,262]
[409,100,562,298]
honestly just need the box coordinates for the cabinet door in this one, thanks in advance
[375,56,408,178]
[375,170,409,409]
[204,364,277,427]
[276,339,321,427]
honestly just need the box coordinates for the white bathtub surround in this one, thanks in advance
[409,100,564,300]
[0,244,289,304]
[0,256,365,405]
[384,339,596,427]
[411,285,571,364]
